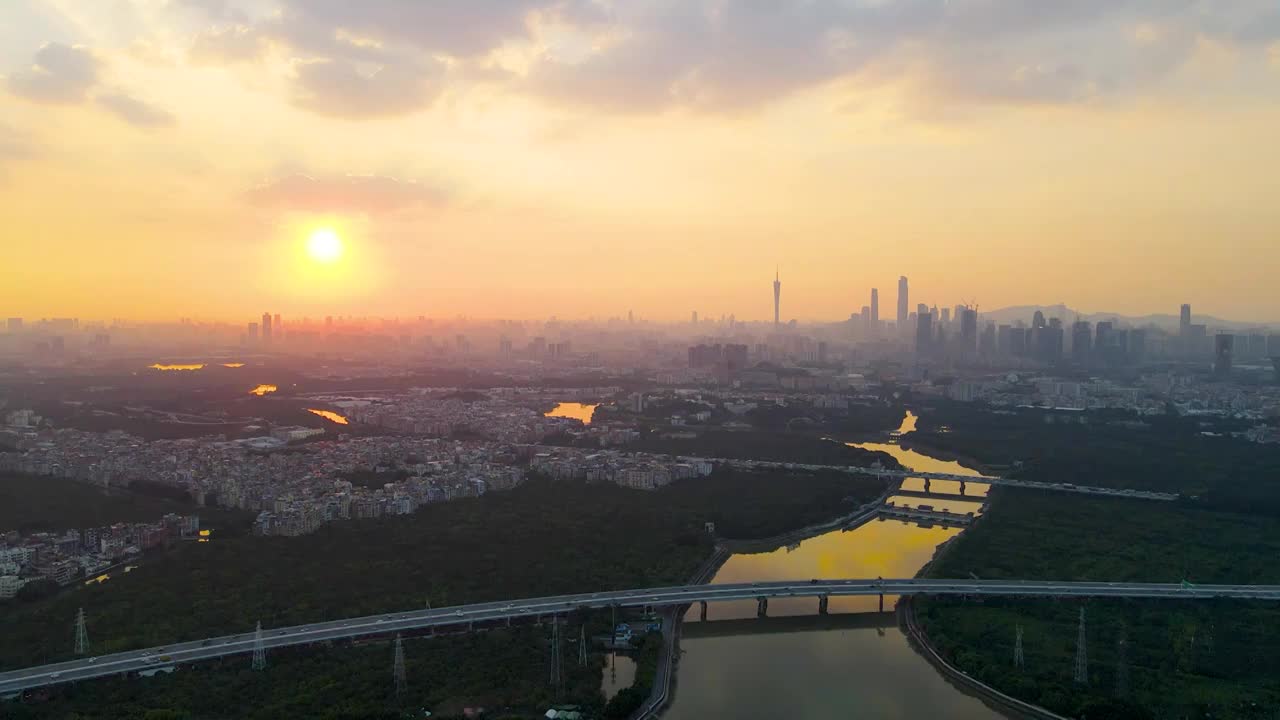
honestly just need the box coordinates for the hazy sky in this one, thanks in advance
[2,0,1279,323]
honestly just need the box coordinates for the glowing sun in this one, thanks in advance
[307,228,343,263]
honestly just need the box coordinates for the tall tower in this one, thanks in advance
[870,288,879,325]
[1073,607,1088,685]
[392,634,407,698]
[74,608,89,656]
[1180,303,1192,335]
[897,276,909,332]
[261,312,272,343]
[773,269,781,327]
[1013,624,1024,669]
[252,621,267,671]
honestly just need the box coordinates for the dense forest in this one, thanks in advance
[0,472,252,536]
[1,464,886,718]
[919,489,1280,718]
[906,402,1280,512]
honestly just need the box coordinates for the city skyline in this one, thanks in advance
[3,2,1280,321]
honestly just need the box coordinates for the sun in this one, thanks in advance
[306,228,343,263]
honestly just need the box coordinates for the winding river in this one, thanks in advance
[660,411,1008,719]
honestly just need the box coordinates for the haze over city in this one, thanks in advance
[4,1,1280,322]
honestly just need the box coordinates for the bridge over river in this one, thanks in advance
[4,578,1276,695]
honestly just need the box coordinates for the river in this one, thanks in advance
[659,410,1007,719]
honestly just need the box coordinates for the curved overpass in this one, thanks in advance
[4,578,1277,695]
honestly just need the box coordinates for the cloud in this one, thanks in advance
[95,92,178,128]
[290,58,444,118]
[189,25,267,65]
[0,125,39,161]
[5,42,178,129]
[6,42,100,103]
[244,173,448,214]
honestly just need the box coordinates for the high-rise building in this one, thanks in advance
[691,310,698,325]
[860,305,871,336]
[1032,310,1047,329]
[273,313,282,337]
[1072,321,1092,362]
[1215,334,1234,376]
[960,307,978,352]
[261,312,272,342]
[980,322,996,356]
[997,325,1012,356]
[915,313,933,355]
[1180,304,1192,335]
[5,318,21,333]
[773,270,781,327]
[917,303,929,316]
[897,276,909,332]
[870,289,879,325]
[247,322,259,342]
[940,307,950,325]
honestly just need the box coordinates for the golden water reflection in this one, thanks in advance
[222,363,245,368]
[308,408,350,425]
[886,495,986,515]
[689,520,963,621]
[249,384,278,396]
[544,402,598,424]
[149,363,206,371]
[894,410,919,435]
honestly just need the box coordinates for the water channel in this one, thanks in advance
[544,402,598,425]
[660,411,1009,719]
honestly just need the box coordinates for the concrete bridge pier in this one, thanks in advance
[924,478,932,494]
[879,593,885,613]
[699,601,708,622]
[818,595,829,615]
[757,597,768,618]
[959,480,967,496]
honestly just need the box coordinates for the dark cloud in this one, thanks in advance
[291,58,443,118]
[95,92,178,128]
[244,173,448,214]
[6,42,100,103]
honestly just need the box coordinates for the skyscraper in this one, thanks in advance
[960,307,978,352]
[261,312,272,343]
[870,289,879,325]
[1072,321,1092,363]
[1180,304,1192,335]
[916,313,933,355]
[773,270,781,327]
[1032,310,1047,329]
[273,313,282,336]
[897,276,909,332]
[1215,334,1234,376]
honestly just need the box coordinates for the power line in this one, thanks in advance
[1013,624,1024,670]
[252,621,267,671]
[1073,607,1088,685]
[392,634,407,699]
[73,608,89,656]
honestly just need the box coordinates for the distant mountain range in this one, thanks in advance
[978,304,1277,332]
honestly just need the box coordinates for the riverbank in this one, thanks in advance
[900,598,1067,720]
[717,477,898,555]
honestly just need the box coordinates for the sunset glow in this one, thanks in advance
[149,364,206,372]
[307,409,350,425]
[306,229,343,265]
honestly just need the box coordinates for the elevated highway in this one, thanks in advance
[3,578,1275,695]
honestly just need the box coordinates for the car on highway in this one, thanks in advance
[87,657,98,663]
[454,610,464,616]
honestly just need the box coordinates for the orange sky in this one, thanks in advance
[2,1,1279,323]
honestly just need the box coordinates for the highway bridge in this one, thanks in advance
[4,578,1277,695]
[692,456,1179,501]
[875,506,974,527]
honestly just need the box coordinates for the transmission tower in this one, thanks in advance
[73,608,89,656]
[1115,634,1129,698]
[579,626,587,666]
[549,616,563,699]
[251,621,267,671]
[1013,624,1024,669]
[1073,608,1088,685]
[392,634,407,699]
